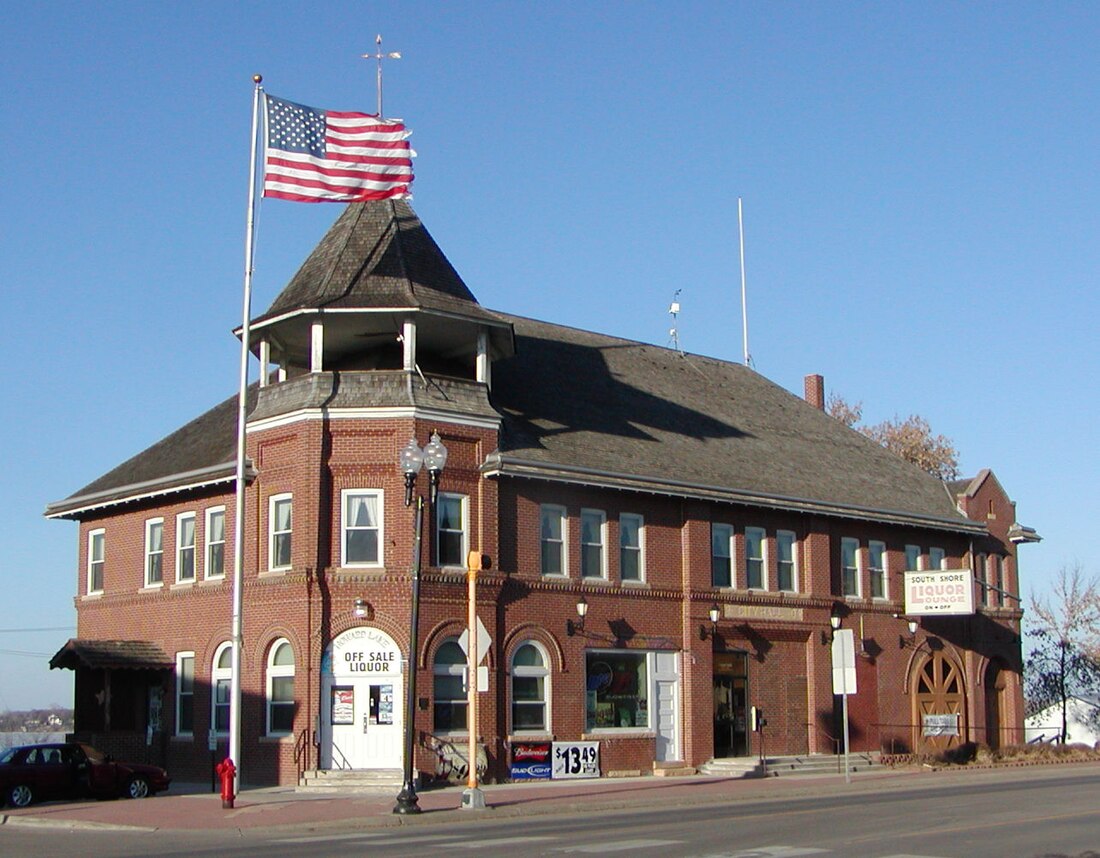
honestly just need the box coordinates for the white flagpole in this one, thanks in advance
[738,197,750,367]
[229,74,264,790]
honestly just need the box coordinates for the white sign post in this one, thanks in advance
[831,628,857,784]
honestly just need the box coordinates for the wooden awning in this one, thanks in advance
[49,639,174,671]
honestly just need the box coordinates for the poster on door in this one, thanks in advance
[331,687,354,725]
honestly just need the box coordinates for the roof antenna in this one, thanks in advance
[738,197,753,368]
[668,289,684,356]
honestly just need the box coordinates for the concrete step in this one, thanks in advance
[761,753,879,776]
[298,768,405,792]
[652,761,696,777]
[697,757,765,778]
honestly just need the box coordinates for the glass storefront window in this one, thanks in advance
[585,651,648,730]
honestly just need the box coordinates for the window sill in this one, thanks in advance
[507,733,553,743]
[171,581,195,590]
[259,568,290,578]
[581,730,655,740]
[259,734,293,744]
[139,584,164,592]
[82,592,103,600]
[620,579,648,587]
[170,734,195,743]
[581,576,612,585]
[201,577,226,585]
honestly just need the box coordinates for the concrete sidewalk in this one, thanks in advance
[0,765,937,833]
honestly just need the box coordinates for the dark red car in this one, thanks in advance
[0,742,170,807]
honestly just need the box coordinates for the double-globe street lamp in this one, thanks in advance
[393,431,448,815]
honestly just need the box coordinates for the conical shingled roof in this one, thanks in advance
[255,200,502,325]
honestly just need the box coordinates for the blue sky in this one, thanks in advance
[2,2,1097,710]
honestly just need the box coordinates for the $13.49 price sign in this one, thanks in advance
[551,741,599,779]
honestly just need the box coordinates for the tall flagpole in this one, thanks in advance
[738,197,750,367]
[229,74,264,790]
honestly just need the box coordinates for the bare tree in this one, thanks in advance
[827,394,960,481]
[1026,564,1100,743]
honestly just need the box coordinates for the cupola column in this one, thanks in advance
[259,339,271,387]
[476,328,491,389]
[310,321,324,373]
[402,317,417,372]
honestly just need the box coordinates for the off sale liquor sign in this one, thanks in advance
[904,569,975,616]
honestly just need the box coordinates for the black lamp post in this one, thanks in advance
[393,432,447,816]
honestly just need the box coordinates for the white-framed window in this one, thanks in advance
[585,650,650,731]
[841,537,861,597]
[266,639,295,736]
[712,523,734,588]
[432,639,467,734]
[929,546,946,570]
[175,652,194,736]
[269,494,293,571]
[776,530,797,592]
[580,509,607,579]
[87,529,105,594]
[619,513,644,583]
[905,544,922,571]
[144,518,164,587]
[869,540,887,599]
[976,553,989,605]
[540,505,567,576]
[342,489,383,567]
[511,641,550,733]
[205,506,226,580]
[436,493,468,568]
[992,555,1004,607]
[211,642,232,735]
[176,512,196,583]
[745,527,766,590]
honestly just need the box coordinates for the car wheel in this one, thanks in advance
[8,784,34,808]
[127,776,151,799]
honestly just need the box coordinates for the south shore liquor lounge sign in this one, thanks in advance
[904,569,975,616]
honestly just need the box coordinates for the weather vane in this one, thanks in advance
[362,34,401,117]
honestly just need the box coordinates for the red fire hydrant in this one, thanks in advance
[215,757,237,809]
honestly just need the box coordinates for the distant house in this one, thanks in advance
[1025,696,1100,746]
[45,200,1041,786]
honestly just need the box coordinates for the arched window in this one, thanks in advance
[211,642,232,735]
[511,642,550,733]
[433,639,467,734]
[267,639,295,736]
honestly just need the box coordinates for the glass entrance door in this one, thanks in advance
[713,651,749,757]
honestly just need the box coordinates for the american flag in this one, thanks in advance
[262,94,414,203]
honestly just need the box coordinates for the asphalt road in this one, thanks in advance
[3,767,1100,858]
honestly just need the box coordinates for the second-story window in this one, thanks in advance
[619,514,644,582]
[976,553,989,605]
[145,518,164,587]
[540,505,566,576]
[745,527,766,590]
[869,540,887,599]
[205,506,225,580]
[992,555,1004,607]
[841,537,860,597]
[176,512,196,583]
[929,546,946,570]
[87,529,105,594]
[905,544,921,571]
[712,523,733,588]
[581,509,607,579]
[436,493,468,568]
[269,494,293,571]
[343,490,383,567]
[776,530,797,592]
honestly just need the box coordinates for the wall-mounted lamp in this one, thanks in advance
[353,598,371,619]
[566,595,589,637]
[894,613,919,648]
[822,610,843,645]
[700,603,721,640]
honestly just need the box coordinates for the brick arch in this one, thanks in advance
[502,623,565,674]
[201,627,236,673]
[421,619,469,670]
[251,626,303,668]
[326,614,409,657]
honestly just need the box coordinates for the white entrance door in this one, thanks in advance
[653,652,680,762]
[321,627,403,770]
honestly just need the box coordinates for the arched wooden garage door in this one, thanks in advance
[913,650,966,753]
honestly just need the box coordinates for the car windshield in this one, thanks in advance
[0,747,17,764]
[80,744,107,763]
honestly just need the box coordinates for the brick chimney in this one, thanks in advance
[804,374,825,410]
